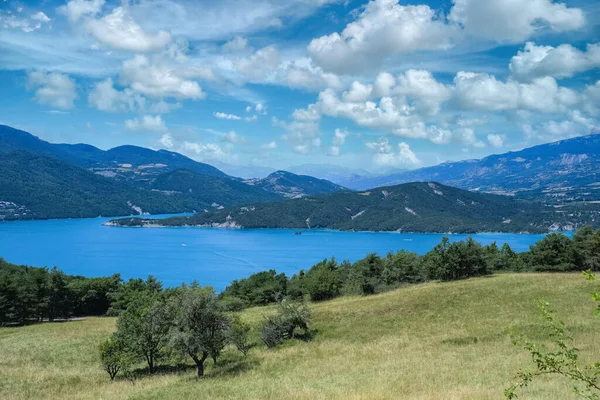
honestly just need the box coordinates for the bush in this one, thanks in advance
[260,301,311,348]
[302,258,340,301]
[220,296,248,312]
[99,337,129,381]
[229,316,252,356]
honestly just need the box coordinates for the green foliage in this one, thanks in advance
[506,298,600,399]
[530,233,580,272]
[107,276,162,316]
[383,250,423,285]
[114,294,171,373]
[221,270,287,307]
[260,301,311,348]
[168,286,230,377]
[299,258,341,301]
[229,316,252,357]
[423,237,489,281]
[99,337,130,381]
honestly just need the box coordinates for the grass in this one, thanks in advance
[1,273,599,399]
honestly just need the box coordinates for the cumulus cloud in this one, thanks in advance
[125,115,167,132]
[522,111,599,144]
[222,36,248,53]
[85,7,172,52]
[223,130,246,144]
[487,133,506,148]
[233,46,280,81]
[88,78,146,112]
[214,112,241,120]
[27,71,78,110]
[454,73,579,114]
[449,0,585,42]
[510,42,600,82]
[366,137,422,168]
[328,128,349,156]
[120,55,206,100]
[1,10,51,32]
[58,0,105,22]
[182,141,235,162]
[276,108,322,154]
[284,61,343,92]
[308,0,458,74]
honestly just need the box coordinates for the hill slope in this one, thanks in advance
[109,182,598,233]
[0,125,227,184]
[0,273,596,399]
[0,152,195,220]
[351,134,600,203]
[147,169,281,209]
[244,170,346,198]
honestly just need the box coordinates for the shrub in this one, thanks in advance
[99,337,128,381]
[260,301,311,348]
[229,316,252,356]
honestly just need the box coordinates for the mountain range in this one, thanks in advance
[0,125,343,220]
[108,181,599,233]
[340,135,600,203]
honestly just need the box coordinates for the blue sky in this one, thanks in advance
[0,0,599,172]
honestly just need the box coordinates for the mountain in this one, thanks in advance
[205,160,276,179]
[107,182,599,233]
[0,152,194,220]
[350,135,600,203]
[0,125,227,186]
[244,171,347,198]
[147,169,280,209]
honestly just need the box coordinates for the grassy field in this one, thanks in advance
[1,273,599,400]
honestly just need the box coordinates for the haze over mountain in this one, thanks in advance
[349,134,600,203]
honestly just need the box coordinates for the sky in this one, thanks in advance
[0,0,599,173]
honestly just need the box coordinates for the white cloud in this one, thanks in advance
[308,0,458,74]
[27,71,78,110]
[214,112,241,120]
[120,55,206,100]
[233,46,280,81]
[276,109,322,154]
[255,103,267,115]
[88,78,146,112]
[284,61,343,92]
[328,128,349,156]
[149,100,182,114]
[454,72,579,114]
[31,12,51,23]
[261,141,277,150]
[1,10,51,32]
[223,130,246,144]
[58,0,105,22]
[449,0,585,42]
[510,42,600,82]
[182,141,234,162]
[160,133,174,148]
[366,137,422,168]
[222,36,248,53]
[487,133,506,148]
[523,112,599,144]
[125,115,167,132]
[85,7,172,52]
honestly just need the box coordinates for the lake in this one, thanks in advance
[0,216,548,289]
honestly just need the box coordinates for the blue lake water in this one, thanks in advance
[0,216,548,290]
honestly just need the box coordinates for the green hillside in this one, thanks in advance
[0,152,192,220]
[109,182,599,233]
[1,273,598,400]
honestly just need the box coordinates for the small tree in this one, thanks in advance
[506,272,600,399]
[115,294,171,373]
[230,316,252,356]
[169,286,229,377]
[99,337,127,381]
[261,301,311,348]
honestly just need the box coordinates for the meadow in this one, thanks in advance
[1,273,598,400]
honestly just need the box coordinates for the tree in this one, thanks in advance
[169,286,230,377]
[423,237,488,281]
[529,233,578,271]
[229,316,252,357]
[302,258,341,301]
[573,226,600,271]
[99,337,129,381]
[383,250,422,285]
[115,294,171,373]
[107,276,161,316]
[261,301,311,348]
[222,270,287,306]
[47,267,70,321]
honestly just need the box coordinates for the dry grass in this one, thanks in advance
[1,273,598,399]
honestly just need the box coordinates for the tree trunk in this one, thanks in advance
[192,352,208,377]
